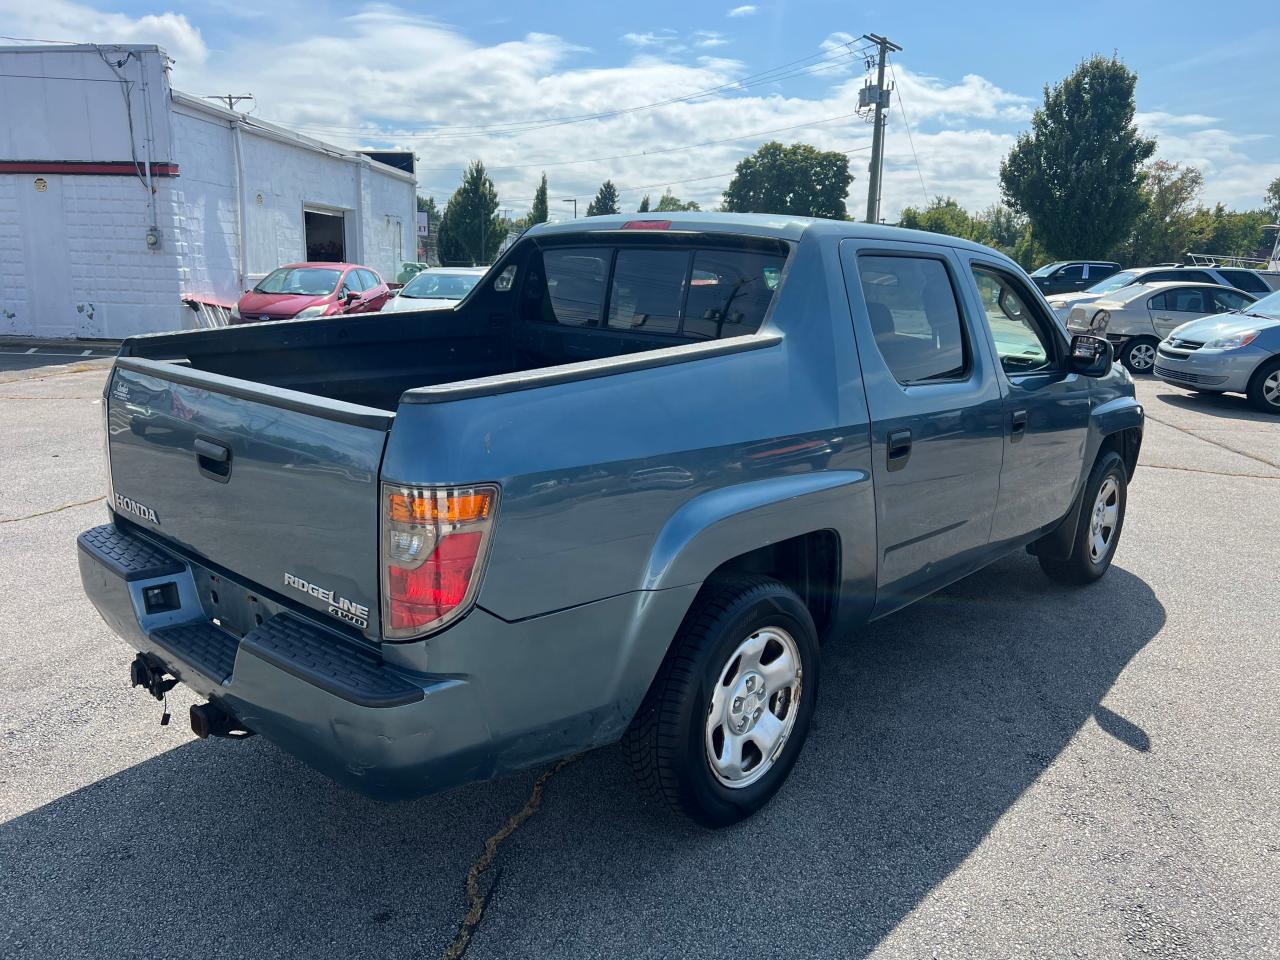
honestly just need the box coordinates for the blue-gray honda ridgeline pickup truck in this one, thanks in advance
[78,214,1143,827]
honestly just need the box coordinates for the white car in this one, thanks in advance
[382,267,488,313]
[1065,281,1256,373]
[1045,265,1270,319]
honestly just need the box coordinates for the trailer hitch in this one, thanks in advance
[130,653,178,701]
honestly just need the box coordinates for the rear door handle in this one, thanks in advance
[1010,409,1028,441]
[194,436,232,482]
[886,428,912,469]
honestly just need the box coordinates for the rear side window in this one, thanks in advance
[542,248,610,326]
[359,269,380,289]
[1167,288,1212,313]
[1212,289,1252,311]
[1218,270,1267,293]
[858,255,967,383]
[1144,271,1183,283]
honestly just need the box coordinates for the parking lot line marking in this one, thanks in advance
[25,347,37,354]
[80,349,93,356]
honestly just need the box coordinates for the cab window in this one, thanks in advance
[857,255,968,384]
[971,265,1056,375]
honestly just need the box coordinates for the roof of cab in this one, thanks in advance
[523,211,1005,258]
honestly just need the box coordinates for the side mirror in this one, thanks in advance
[1069,334,1113,377]
[343,290,360,303]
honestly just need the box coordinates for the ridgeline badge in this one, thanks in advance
[283,572,370,629]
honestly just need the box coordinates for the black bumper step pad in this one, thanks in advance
[152,622,240,684]
[78,524,185,582]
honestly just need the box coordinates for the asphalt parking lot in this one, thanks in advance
[2,358,1277,960]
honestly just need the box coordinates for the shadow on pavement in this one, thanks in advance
[1155,389,1274,423]
[0,553,1165,959]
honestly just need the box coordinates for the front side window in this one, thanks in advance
[541,248,610,326]
[858,255,967,384]
[972,265,1055,375]
[1031,261,1066,278]
[254,267,342,296]
[1055,264,1086,281]
[1167,288,1212,313]
[607,249,687,335]
[1212,289,1253,312]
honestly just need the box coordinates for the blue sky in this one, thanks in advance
[4,0,1277,218]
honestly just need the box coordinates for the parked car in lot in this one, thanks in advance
[1045,264,1270,319]
[381,267,488,313]
[1156,288,1280,412]
[229,263,391,324]
[1066,281,1256,373]
[1029,260,1121,295]
[79,214,1142,827]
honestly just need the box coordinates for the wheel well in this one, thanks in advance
[703,530,840,638]
[1099,426,1142,480]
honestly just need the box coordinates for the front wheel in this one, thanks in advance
[1246,356,1280,414]
[1039,451,1128,585]
[623,577,819,828]
[1119,337,1159,374]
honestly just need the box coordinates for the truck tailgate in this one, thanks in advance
[106,360,390,642]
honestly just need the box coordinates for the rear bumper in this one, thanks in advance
[78,521,696,800]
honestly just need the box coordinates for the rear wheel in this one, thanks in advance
[1039,451,1128,585]
[1246,356,1280,414]
[1119,337,1158,374]
[623,577,819,828]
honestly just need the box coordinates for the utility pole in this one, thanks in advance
[203,94,254,113]
[860,34,901,224]
[561,198,578,218]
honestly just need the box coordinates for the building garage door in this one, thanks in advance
[304,209,345,262]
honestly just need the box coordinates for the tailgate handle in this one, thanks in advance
[194,437,232,482]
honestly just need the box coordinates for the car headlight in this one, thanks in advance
[1091,310,1110,333]
[1206,331,1259,350]
[294,305,328,319]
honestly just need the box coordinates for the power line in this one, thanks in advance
[275,43,875,142]
[0,34,83,44]
[415,110,866,174]
[889,59,930,206]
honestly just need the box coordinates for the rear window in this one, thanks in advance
[535,244,785,338]
[1218,269,1268,293]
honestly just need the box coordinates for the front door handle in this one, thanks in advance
[886,428,912,470]
[1010,409,1028,441]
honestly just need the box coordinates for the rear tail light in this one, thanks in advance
[380,484,499,639]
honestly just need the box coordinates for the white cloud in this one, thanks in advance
[693,31,730,49]
[1138,111,1277,210]
[622,30,678,47]
[727,5,758,17]
[0,0,207,64]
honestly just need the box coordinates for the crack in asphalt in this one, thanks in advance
[0,363,109,386]
[0,396,99,401]
[1143,412,1280,472]
[1143,463,1280,481]
[441,756,579,960]
[0,496,105,524]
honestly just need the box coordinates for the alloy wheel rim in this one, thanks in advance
[705,627,802,789]
[1088,477,1121,564]
[1263,371,1280,407]
[1129,344,1155,370]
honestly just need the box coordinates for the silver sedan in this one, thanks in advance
[1065,282,1255,373]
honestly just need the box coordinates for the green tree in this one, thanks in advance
[586,180,620,216]
[1125,160,1203,264]
[438,160,502,265]
[721,141,853,219]
[898,196,992,245]
[1186,204,1273,260]
[1000,55,1155,259]
[1265,176,1280,221]
[638,194,651,213]
[897,196,1044,270]
[529,173,549,226]
[654,189,700,212]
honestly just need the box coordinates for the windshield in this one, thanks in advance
[1030,261,1066,277]
[1247,289,1280,320]
[401,271,483,300]
[1085,270,1140,294]
[254,268,342,296]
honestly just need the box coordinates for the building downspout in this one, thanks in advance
[232,119,249,293]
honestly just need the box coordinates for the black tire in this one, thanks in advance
[1118,337,1159,374]
[622,576,819,828]
[1246,356,1280,414]
[1039,451,1128,585]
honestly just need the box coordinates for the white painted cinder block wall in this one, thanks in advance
[1,44,416,340]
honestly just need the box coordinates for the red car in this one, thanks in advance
[229,262,392,324]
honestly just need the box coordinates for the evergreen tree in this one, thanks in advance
[586,180,620,216]
[438,161,502,265]
[529,174,549,225]
[638,194,651,213]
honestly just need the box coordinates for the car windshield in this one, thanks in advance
[1030,262,1066,277]
[254,268,341,296]
[1086,270,1140,294]
[1245,289,1280,320]
[401,272,483,300]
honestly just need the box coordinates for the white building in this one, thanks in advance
[0,44,416,340]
